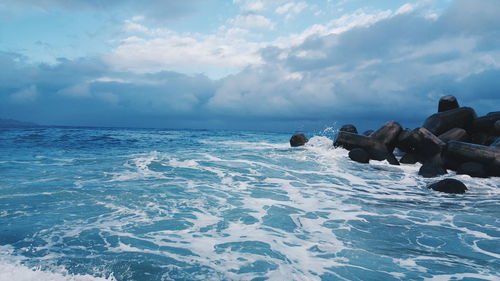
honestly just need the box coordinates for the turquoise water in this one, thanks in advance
[0,127,499,281]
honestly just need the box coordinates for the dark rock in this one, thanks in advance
[438,95,459,112]
[472,112,500,135]
[423,107,476,135]
[457,162,487,178]
[371,121,402,152]
[494,120,500,135]
[339,124,358,134]
[400,153,418,164]
[471,134,497,146]
[396,129,413,152]
[348,148,370,163]
[484,136,497,146]
[443,154,462,171]
[385,153,400,165]
[397,128,446,161]
[334,132,388,160]
[438,128,469,143]
[419,155,447,178]
[445,141,500,166]
[290,133,308,147]
[427,179,467,194]
[363,130,374,136]
[485,163,500,177]
[491,137,500,148]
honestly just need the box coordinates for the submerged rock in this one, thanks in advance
[340,124,358,134]
[427,179,467,194]
[438,95,459,112]
[349,148,370,163]
[290,133,308,147]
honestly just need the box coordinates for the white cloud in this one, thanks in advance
[106,29,265,77]
[111,8,399,78]
[241,1,265,12]
[230,14,275,29]
[275,1,308,17]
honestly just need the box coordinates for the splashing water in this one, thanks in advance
[0,127,499,281]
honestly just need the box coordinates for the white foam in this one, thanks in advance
[0,261,115,281]
[424,273,499,281]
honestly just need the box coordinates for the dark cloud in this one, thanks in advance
[1,0,500,132]
[0,52,218,128]
[207,0,500,129]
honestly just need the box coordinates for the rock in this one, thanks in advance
[371,121,402,152]
[491,137,500,148]
[472,112,500,135]
[290,133,308,147]
[400,153,418,164]
[397,128,446,161]
[363,130,374,136]
[438,95,459,112]
[470,133,492,146]
[427,179,467,194]
[445,140,500,166]
[445,141,500,177]
[494,120,500,135]
[396,129,413,152]
[385,153,400,165]
[443,154,462,171]
[438,128,469,143]
[334,132,388,160]
[423,107,476,135]
[419,155,447,178]
[486,163,500,177]
[457,162,487,178]
[348,148,370,163]
[339,124,358,134]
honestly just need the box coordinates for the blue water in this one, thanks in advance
[0,127,499,281]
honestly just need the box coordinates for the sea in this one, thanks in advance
[0,126,499,281]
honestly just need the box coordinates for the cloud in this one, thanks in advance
[107,24,265,77]
[1,0,202,21]
[208,0,500,128]
[230,14,275,29]
[239,0,266,12]
[2,0,500,131]
[10,85,38,103]
[0,52,217,127]
[275,1,308,20]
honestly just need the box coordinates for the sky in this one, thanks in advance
[1,0,499,132]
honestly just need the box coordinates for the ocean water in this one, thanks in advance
[0,127,499,281]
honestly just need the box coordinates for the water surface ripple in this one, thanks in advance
[0,127,499,281]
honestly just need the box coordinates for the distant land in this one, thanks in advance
[0,118,39,127]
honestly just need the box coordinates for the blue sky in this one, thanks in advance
[1,0,499,131]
